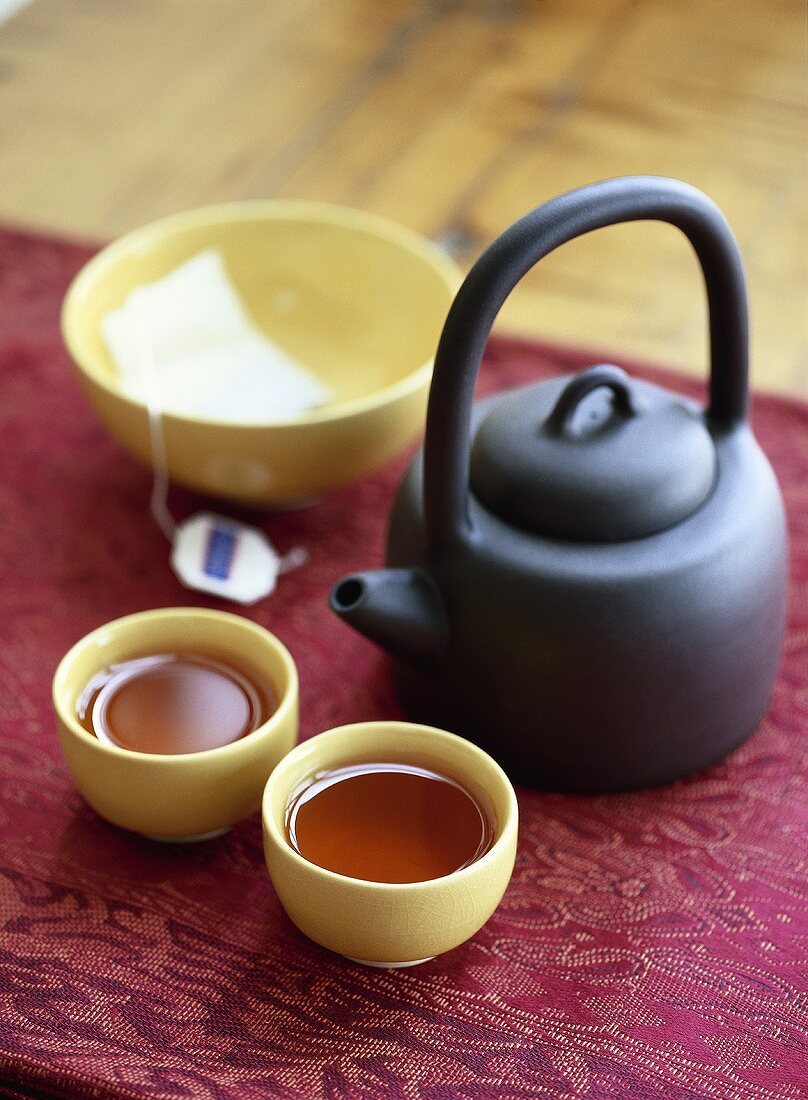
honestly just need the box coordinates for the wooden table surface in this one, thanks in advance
[0,0,805,395]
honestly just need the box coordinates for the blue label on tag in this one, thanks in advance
[203,524,238,580]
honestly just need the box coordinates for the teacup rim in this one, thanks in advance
[262,720,519,893]
[52,606,298,764]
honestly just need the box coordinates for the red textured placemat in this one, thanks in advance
[0,226,806,1100]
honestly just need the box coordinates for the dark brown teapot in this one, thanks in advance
[330,177,788,792]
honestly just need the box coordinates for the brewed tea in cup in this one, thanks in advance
[263,721,518,967]
[77,651,277,755]
[53,608,298,841]
[285,760,494,883]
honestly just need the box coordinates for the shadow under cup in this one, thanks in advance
[262,721,519,967]
[53,607,299,841]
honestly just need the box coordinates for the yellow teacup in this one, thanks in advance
[262,721,518,967]
[53,607,298,841]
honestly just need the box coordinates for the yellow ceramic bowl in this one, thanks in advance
[262,721,518,967]
[53,607,298,841]
[61,202,461,504]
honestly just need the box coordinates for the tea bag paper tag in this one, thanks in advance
[170,512,306,605]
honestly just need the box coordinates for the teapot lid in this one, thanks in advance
[470,365,717,541]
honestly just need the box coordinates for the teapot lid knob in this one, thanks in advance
[470,365,718,542]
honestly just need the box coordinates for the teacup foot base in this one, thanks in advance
[142,827,231,843]
[346,956,436,969]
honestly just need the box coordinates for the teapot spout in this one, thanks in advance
[330,568,447,671]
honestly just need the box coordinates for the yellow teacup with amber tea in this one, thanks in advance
[53,607,298,841]
[262,721,518,967]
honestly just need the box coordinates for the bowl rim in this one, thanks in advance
[52,606,299,765]
[261,720,519,894]
[60,200,462,429]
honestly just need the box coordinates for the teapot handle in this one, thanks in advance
[424,175,748,553]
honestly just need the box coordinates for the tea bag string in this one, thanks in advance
[126,289,308,579]
[129,288,176,542]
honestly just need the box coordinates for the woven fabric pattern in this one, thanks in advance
[0,229,806,1099]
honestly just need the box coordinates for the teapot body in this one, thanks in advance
[385,392,788,791]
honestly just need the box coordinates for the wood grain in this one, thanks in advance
[0,0,804,394]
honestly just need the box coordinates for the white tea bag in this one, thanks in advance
[102,249,333,422]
